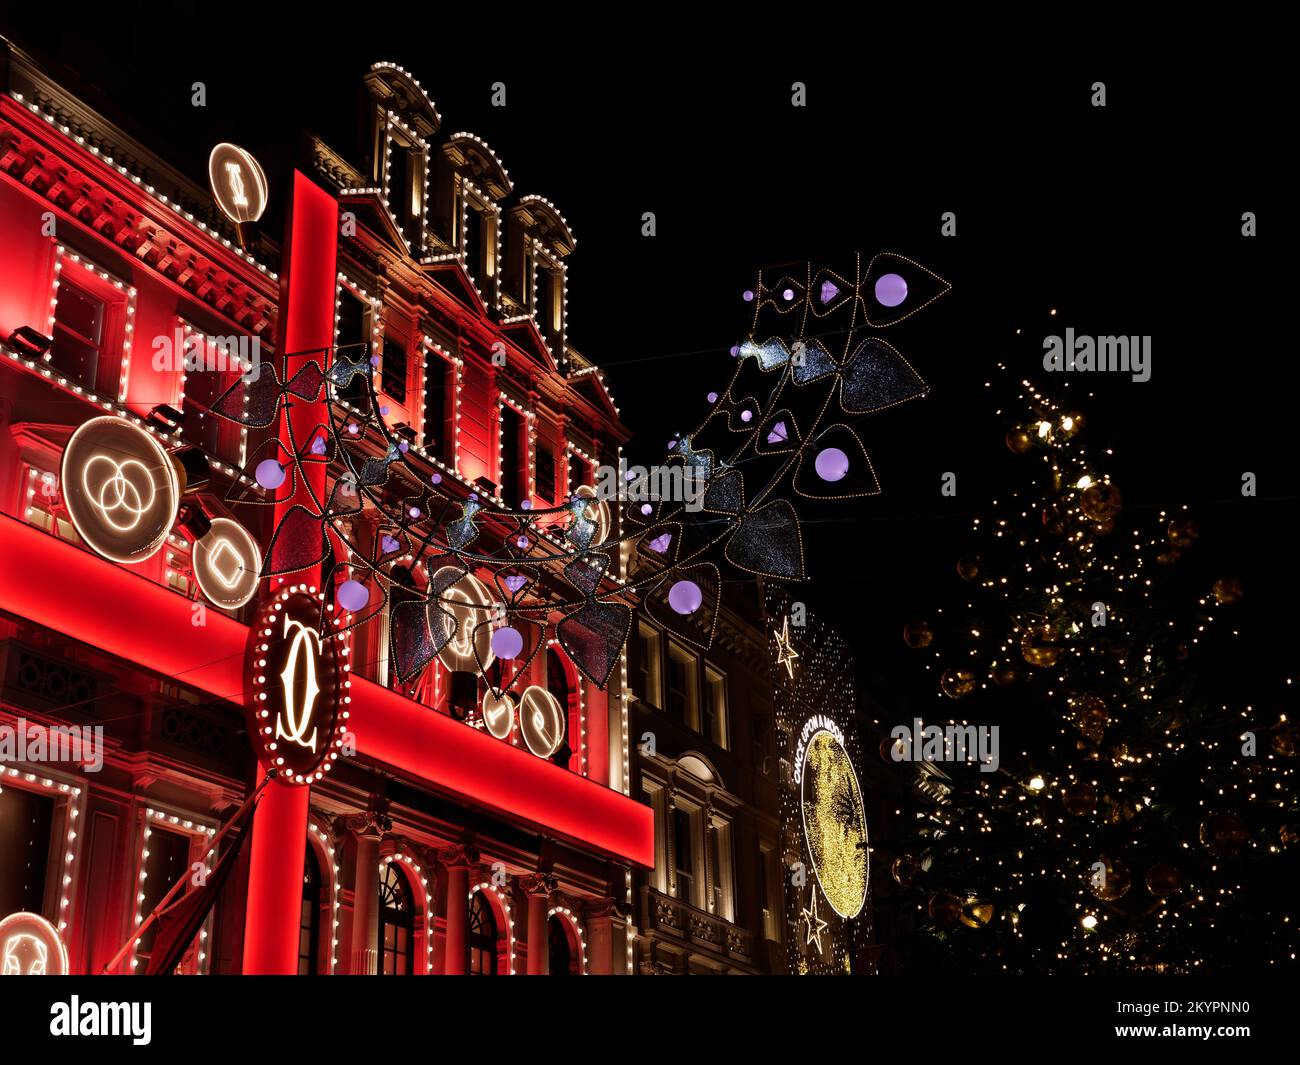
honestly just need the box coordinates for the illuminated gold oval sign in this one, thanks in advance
[429,566,499,673]
[61,416,180,564]
[481,689,515,740]
[247,587,348,785]
[208,142,268,226]
[799,722,868,919]
[0,912,69,976]
[193,517,261,610]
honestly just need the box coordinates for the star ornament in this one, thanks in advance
[774,617,800,678]
[801,886,829,952]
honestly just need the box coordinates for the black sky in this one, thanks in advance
[2,13,1290,716]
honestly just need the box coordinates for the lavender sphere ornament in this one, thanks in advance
[815,447,850,482]
[668,579,703,615]
[255,459,286,489]
[874,272,908,308]
[492,626,524,660]
[337,579,369,612]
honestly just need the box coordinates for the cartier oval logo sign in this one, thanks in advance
[247,587,348,785]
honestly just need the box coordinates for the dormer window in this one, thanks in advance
[385,133,424,250]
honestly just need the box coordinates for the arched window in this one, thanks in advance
[548,914,579,976]
[298,846,322,975]
[468,891,498,975]
[377,864,415,975]
[546,648,579,771]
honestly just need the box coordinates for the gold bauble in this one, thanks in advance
[1041,502,1068,535]
[1069,692,1109,744]
[1279,825,1299,846]
[1212,577,1244,605]
[891,856,917,887]
[1021,625,1062,668]
[1005,427,1034,453]
[1061,781,1097,816]
[1199,813,1248,856]
[903,620,934,649]
[880,735,907,762]
[1080,482,1123,522]
[940,668,977,699]
[928,893,963,927]
[1059,411,1085,438]
[956,556,981,581]
[1273,722,1298,757]
[959,898,995,928]
[1144,863,1182,897]
[1088,856,1131,901]
[1167,515,1199,547]
[992,665,1018,686]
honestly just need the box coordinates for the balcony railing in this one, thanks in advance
[640,886,755,965]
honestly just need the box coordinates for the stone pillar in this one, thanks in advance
[343,811,388,975]
[520,873,556,975]
[585,898,629,975]
[439,845,476,975]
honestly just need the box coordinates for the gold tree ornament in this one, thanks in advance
[956,556,981,581]
[928,893,963,927]
[1080,481,1123,522]
[1061,781,1098,816]
[891,856,917,887]
[960,898,995,928]
[992,664,1018,686]
[1167,514,1200,547]
[1069,692,1109,744]
[1088,856,1131,901]
[1144,862,1183,897]
[940,668,977,699]
[903,620,935,649]
[1006,427,1034,453]
[1199,813,1249,857]
[1020,624,1063,667]
[1212,577,1244,605]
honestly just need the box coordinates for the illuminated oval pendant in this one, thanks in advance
[246,586,350,786]
[798,722,868,918]
[481,689,515,740]
[518,685,565,759]
[192,517,261,609]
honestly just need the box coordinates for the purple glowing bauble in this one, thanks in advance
[640,503,653,516]
[874,272,908,308]
[380,405,390,416]
[381,535,400,554]
[310,436,327,455]
[740,409,753,423]
[409,506,421,519]
[347,423,359,436]
[782,287,795,301]
[730,345,740,358]
[255,459,286,489]
[492,626,524,660]
[337,580,368,612]
[625,469,637,482]
[766,421,789,445]
[815,446,850,482]
[647,533,673,554]
[707,391,718,403]
[504,574,528,593]
[431,472,442,484]
[516,536,529,549]
[819,279,841,304]
[370,354,380,367]
[398,441,409,453]
[521,499,532,510]
[669,439,678,450]
[742,289,755,302]
[668,579,703,615]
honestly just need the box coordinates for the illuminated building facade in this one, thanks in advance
[0,41,649,975]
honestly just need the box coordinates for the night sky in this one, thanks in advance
[3,13,1289,721]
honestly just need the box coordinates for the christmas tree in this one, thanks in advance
[891,376,1298,974]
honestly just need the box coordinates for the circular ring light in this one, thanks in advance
[481,689,515,740]
[60,416,180,564]
[518,685,565,759]
[193,517,261,609]
[0,912,69,976]
[429,566,499,673]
